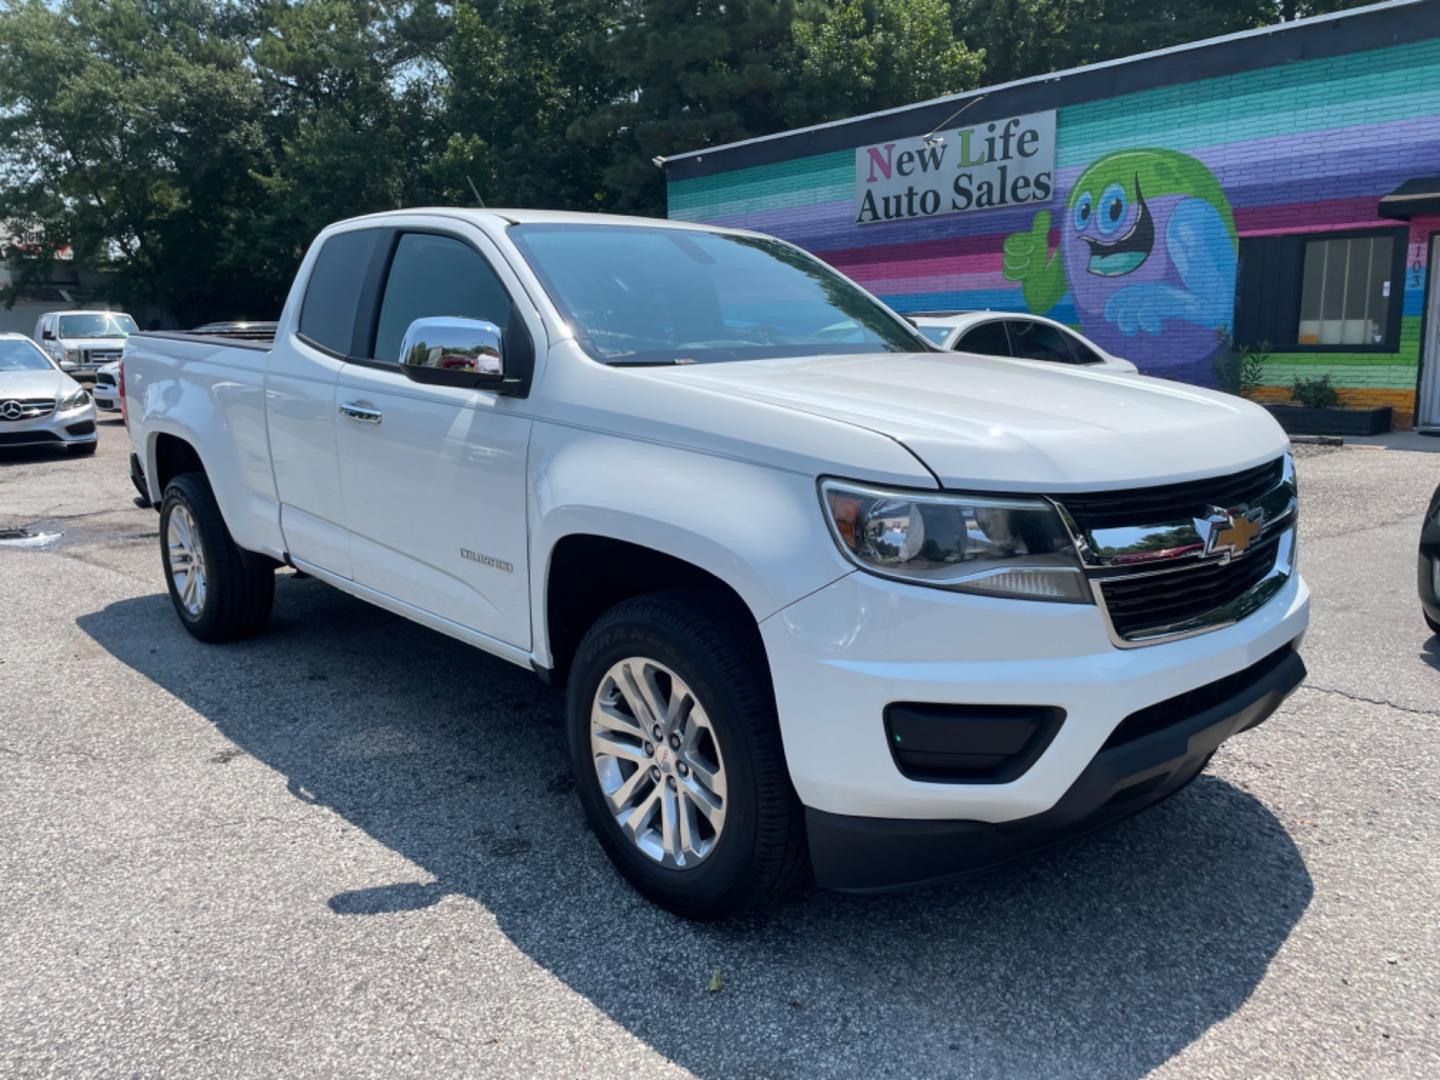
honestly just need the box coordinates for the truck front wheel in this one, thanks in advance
[159,472,274,642]
[566,590,807,920]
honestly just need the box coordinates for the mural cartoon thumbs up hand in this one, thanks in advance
[1003,211,1051,282]
[1003,211,1067,314]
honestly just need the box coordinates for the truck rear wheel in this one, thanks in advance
[566,589,807,920]
[160,472,274,642]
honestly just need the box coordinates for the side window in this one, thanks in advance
[1062,329,1104,365]
[955,321,1011,357]
[372,233,513,363]
[299,228,384,355]
[1007,320,1077,364]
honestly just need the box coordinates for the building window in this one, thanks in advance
[1234,227,1406,354]
[1297,235,1394,347]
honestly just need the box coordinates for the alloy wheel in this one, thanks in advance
[166,504,207,617]
[590,657,728,869]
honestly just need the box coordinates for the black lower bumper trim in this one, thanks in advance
[807,642,1306,894]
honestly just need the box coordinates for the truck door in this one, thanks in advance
[267,226,387,578]
[334,227,534,650]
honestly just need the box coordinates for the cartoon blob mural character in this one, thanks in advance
[1003,149,1237,372]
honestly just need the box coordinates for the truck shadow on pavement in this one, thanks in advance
[79,576,1313,1079]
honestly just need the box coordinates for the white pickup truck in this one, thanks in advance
[123,209,1308,919]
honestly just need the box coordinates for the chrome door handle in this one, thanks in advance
[339,402,382,424]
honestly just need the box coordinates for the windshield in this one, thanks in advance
[58,313,137,339]
[0,339,55,372]
[916,325,953,345]
[509,224,931,364]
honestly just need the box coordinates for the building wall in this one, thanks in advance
[669,36,1440,425]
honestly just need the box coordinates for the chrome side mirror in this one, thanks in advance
[398,316,519,393]
[58,358,77,371]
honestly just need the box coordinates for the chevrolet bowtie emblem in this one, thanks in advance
[1196,505,1264,562]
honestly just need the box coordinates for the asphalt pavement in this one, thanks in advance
[1,421,1437,1078]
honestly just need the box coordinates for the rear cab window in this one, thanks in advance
[298,228,384,356]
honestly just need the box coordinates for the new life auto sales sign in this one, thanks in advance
[854,110,1056,225]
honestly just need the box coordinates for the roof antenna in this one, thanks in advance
[922,94,987,146]
[466,175,486,208]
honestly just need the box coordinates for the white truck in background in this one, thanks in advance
[122,209,1308,919]
[34,309,137,380]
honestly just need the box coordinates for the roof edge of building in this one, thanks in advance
[660,0,1437,182]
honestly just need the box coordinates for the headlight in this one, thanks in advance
[60,387,90,411]
[64,348,82,363]
[819,479,1091,602]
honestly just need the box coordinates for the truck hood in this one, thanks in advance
[664,352,1288,491]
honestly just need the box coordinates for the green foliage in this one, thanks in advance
[439,0,621,210]
[1212,330,1268,400]
[0,0,273,321]
[788,0,983,125]
[951,0,1376,86]
[569,0,805,214]
[1291,374,1341,410]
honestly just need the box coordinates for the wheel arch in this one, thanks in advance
[149,430,207,500]
[540,532,764,688]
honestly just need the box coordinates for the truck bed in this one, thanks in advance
[133,328,274,352]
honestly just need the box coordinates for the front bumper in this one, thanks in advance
[761,566,1308,823]
[0,401,98,449]
[806,643,1305,892]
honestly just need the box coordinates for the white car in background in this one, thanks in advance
[33,309,138,380]
[91,360,121,412]
[0,333,97,454]
[912,311,1139,374]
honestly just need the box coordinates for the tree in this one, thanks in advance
[788,0,983,125]
[0,0,272,322]
[575,0,984,217]
[571,0,802,216]
[434,0,622,211]
[245,0,449,305]
[952,0,1300,86]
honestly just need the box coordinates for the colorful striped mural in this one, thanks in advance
[669,33,1440,425]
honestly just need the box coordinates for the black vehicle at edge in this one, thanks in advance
[1420,482,1440,636]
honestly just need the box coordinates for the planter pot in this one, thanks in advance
[1265,404,1393,436]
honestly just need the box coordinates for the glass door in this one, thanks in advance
[1420,235,1440,432]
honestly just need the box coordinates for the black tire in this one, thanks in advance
[1426,612,1440,637]
[69,440,98,456]
[566,589,807,920]
[159,472,274,642]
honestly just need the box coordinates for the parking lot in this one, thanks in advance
[2,422,1437,1079]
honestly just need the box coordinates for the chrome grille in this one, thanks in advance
[0,397,57,421]
[84,348,122,363]
[1097,533,1283,640]
[1060,457,1285,533]
[1053,456,1296,647]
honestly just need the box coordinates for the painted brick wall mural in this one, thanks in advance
[668,34,1440,425]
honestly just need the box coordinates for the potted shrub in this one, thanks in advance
[1266,374,1392,436]
[1212,331,1268,400]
